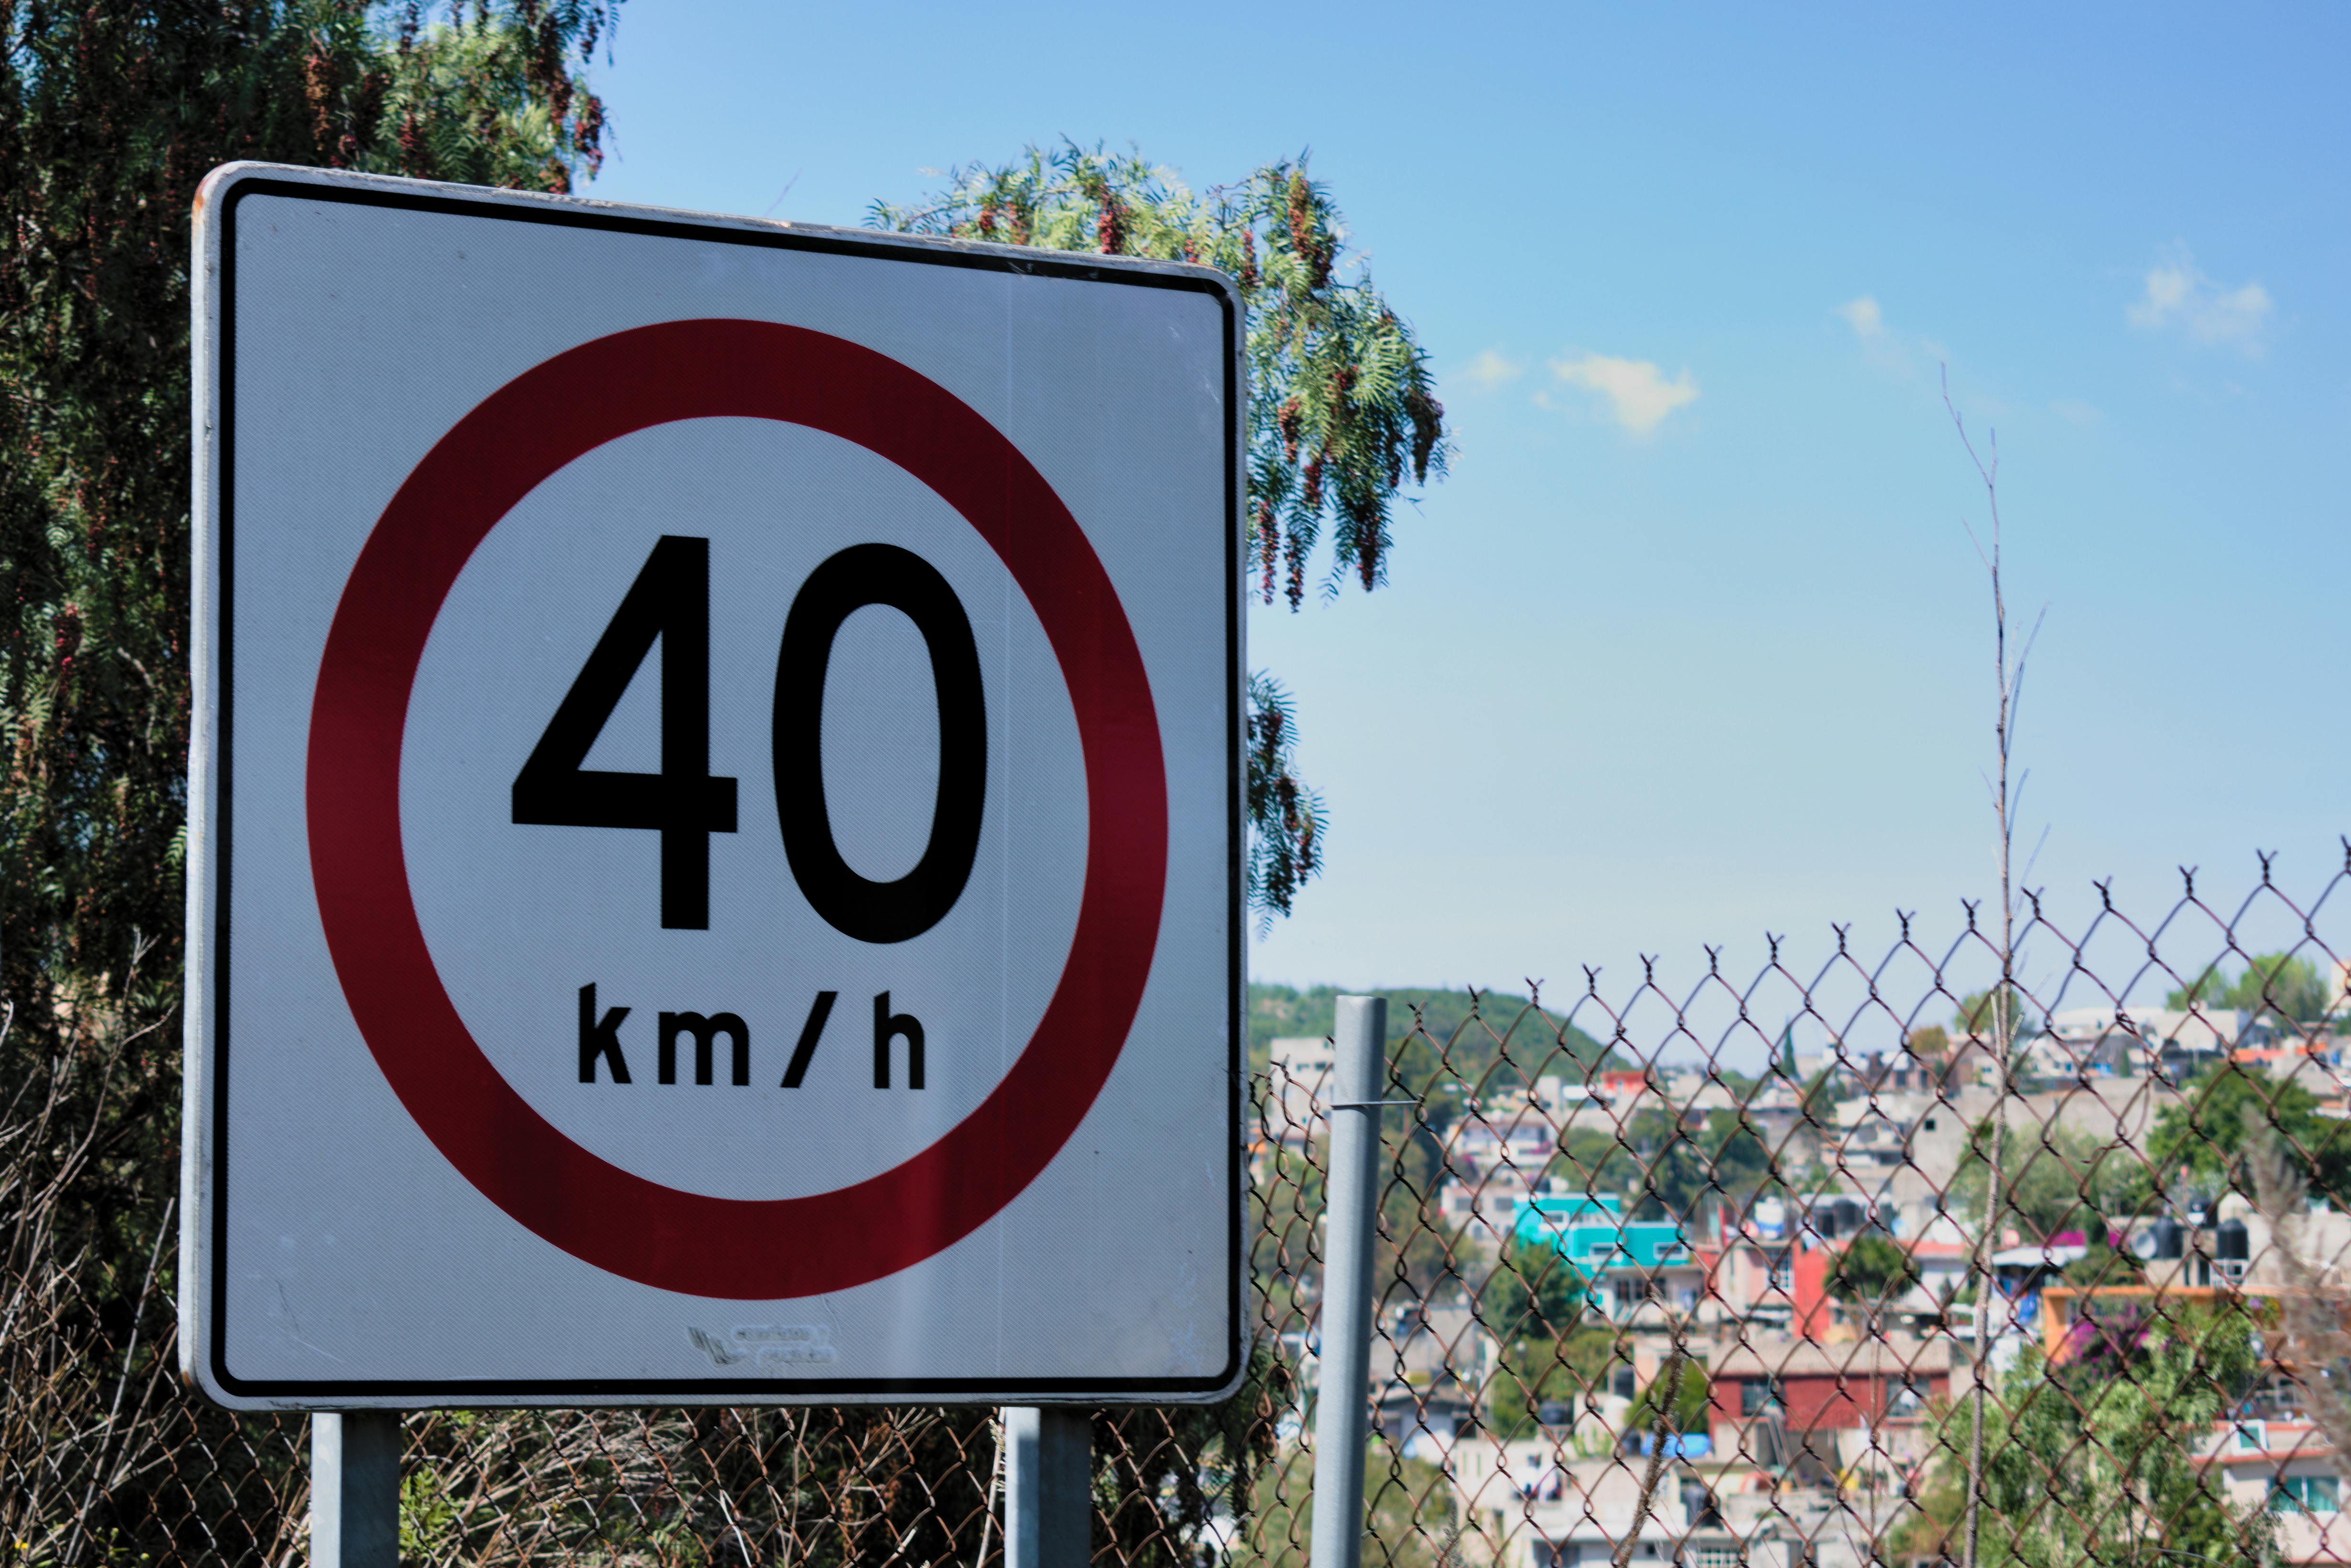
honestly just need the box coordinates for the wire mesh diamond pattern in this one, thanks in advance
[5,850,2346,1567]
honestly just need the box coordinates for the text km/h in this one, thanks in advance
[577,985,926,1090]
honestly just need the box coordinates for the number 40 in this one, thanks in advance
[511,535,987,944]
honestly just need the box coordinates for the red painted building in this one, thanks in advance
[1708,1335,1956,1478]
[1596,1068,1654,1100]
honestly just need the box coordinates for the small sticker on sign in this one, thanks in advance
[688,1323,836,1369]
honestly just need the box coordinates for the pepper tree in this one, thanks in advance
[872,143,1451,922]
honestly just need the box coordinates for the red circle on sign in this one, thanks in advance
[307,319,1169,1300]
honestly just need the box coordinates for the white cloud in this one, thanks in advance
[2050,398,2102,427]
[1835,294,1924,380]
[2127,246,2271,353]
[1836,296,1884,341]
[1455,348,1525,389]
[1546,353,1699,435]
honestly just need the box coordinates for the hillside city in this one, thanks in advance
[1251,970,2351,1568]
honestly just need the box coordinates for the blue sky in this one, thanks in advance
[579,1,2349,1022]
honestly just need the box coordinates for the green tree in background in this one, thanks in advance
[1892,1303,2272,1568]
[2142,1059,2351,1208]
[1951,1118,2124,1242]
[2166,950,2334,1026]
[1630,1107,1774,1223]
[1625,1362,1711,1435]
[0,6,611,1558]
[1480,1230,1609,1442]
[1908,1024,1951,1055]
[1955,985,2041,1042]
[1825,1231,1919,1310]
[1,1,614,1007]
[873,144,1451,920]
[1483,1235,1588,1341]
[1488,1323,1621,1442]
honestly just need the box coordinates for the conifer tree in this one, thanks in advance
[0,2,613,1007]
[874,144,1451,919]
[0,5,611,1555]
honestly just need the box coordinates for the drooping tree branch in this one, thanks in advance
[873,143,1450,918]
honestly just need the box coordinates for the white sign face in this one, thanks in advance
[181,164,1243,1407]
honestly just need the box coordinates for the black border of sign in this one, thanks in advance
[204,173,1244,1404]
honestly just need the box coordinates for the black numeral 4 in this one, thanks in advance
[512,535,739,929]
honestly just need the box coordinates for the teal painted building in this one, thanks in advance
[1514,1192,1691,1280]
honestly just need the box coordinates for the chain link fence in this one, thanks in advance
[6,848,2348,1567]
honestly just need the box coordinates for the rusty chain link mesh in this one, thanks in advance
[7,848,2349,1567]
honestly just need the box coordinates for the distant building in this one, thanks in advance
[1438,1169,1570,1241]
[1452,1113,1561,1177]
[1263,1035,1333,1146]
[2201,1421,2348,1566]
[2045,1006,2259,1078]
[1448,1444,1791,1568]
[1512,1193,1693,1319]
[1596,1067,1655,1102]
[1708,1333,1955,1479]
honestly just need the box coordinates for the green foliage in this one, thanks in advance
[1486,1325,1621,1441]
[2143,1060,2351,1208]
[1252,1117,1457,1323]
[0,6,609,1558]
[1482,1238,1588,1341]
[1951,1117,2135,1242]
[1825,1231,1919,1306]
[1625,1361,1711,1435]
[1248,981,1616,1085]
[1547,1104,1781,1225]
[1243,1445,1459,1568]
[873,145,1451,919]
[2166,950,2335,1025]
[1892,1304,2274,1568]
[1244,671,1326,925]
[1908,1023,1951,1058]
[1250,1138,1327,1332]
[0,0,611,1014]
[1625,1107,1775,1223]
[1377,1110,1464,1308]
[1954,984,2041,1042]
[2060,1240,2146,1288]
[873,144,1448,604]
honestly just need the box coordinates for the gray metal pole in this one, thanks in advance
[1310,994,1387,1568]
[1003,1406,1090,1568]
[311,1411,400,1568]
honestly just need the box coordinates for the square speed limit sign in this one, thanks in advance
[181,164,1243,1406]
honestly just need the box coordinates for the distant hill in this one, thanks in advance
[1247,982,1619,1088]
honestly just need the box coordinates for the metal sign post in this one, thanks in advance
[181,162,1244,1411]
[310,1412,400,1568]
[1310,995,1388,1568]
[1004,1406,1091,1568]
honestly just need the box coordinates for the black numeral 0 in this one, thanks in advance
[773,543,986,944]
